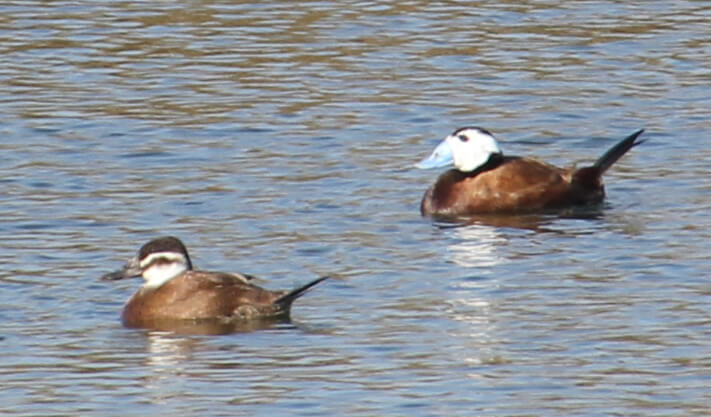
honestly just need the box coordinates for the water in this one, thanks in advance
[1,1,710,416]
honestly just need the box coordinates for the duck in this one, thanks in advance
[416,127,645,217]
[102,236,328,329]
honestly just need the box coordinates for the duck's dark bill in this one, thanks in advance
[101,257,142,281]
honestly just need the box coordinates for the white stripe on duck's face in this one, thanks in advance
[139,251,190,289]
[416,127,502,172]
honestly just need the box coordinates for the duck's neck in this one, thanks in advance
[460,152,505,177]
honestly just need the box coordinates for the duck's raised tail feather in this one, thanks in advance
[593,129,645,175]
[275,276,329,308]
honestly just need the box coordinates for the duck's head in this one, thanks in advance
[416,127,503,172]
[102,236,193,289]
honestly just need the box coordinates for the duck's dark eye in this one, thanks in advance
[458,134,469,142]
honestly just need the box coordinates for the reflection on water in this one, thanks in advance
[145,333,196,373]
[444,223,507,268]
[446,279,498,367]
[126,316,293,336]
[142,333,200,407]
[439,207,605,268]
[146,332,197,360]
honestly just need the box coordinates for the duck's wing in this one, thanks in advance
[186,270,259,286]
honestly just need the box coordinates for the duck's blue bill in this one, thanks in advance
[415,140,453,169]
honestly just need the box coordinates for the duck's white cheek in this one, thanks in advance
[454,143,490,172]
[142,263,186,288]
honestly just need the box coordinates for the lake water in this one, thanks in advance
[1,1,710,416]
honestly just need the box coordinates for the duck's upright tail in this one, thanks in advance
[573,129,645,189]
[275,276,329,310]
[593,129,645,174]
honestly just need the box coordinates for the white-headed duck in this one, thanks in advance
[416,127,645,217]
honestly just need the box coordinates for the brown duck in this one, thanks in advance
[102,236,328,329]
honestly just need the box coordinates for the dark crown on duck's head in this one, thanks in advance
[452,126,494,138]
[138,236,193,270]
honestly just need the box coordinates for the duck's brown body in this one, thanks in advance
[121,271,322,328]
[421,156,604,217]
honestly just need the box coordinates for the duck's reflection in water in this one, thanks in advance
[132,315,291,336]
[138,317,295,405]
[440,221,509,268]
[140,331,197,404]
[434,210,584,234]
[433,222,502,368]
[439,208,608,372]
